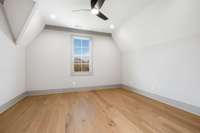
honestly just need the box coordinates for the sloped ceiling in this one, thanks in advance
[113,0,200,52]
[2,0,156,46]
[34,0,154,33]
[4,0,35,39]
[5,0,200,52]
[16,7,45,46]
[2,0,45,46]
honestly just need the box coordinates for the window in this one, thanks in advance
[71,36,92,75]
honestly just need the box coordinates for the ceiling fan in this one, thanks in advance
[72,0,108,21]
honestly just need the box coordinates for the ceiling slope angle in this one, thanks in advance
[3,0,45,46]
[112,0,200,52]
[34,0,153,33]
[2,0,154,46]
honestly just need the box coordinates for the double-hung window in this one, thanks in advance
[72,36,92,75]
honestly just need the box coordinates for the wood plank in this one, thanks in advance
[0,88,199,133]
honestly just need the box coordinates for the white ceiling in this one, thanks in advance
[34,0,153,33]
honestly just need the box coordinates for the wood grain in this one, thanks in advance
[0,88,199,133]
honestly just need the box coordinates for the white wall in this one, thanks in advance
[26,30,121,91]
[0,4,26,107]
[121,36,200,107]
[113,0,200,107]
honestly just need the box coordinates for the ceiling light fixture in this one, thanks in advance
[91,8,99,15]
[50,14,56,19]
[110,24,115,29]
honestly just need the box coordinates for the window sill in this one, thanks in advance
[71,72,93,76]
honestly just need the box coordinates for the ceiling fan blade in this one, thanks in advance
[91,0,98,8]
[72,9,90,12]
[97,0,105,9]
[97,12,108,20]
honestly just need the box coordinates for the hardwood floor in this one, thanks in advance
[0,88,200,133]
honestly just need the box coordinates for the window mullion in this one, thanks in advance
[80,39,83,72]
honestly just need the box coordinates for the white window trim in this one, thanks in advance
[71,35,93,76]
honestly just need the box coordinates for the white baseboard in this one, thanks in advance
[0,92,28,114]
[27,84,122,96]
[122,84,200,116]
[1,84,200,117]
[0,84,121,113]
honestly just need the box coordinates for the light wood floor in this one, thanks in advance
[0,89,200,133]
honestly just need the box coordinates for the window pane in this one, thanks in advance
[74,39,81,48]
[74,63,81,72]
[82,63,89,72]
[81,48,89,56]
[74,57,82,63]
[82,40,89,48]
[74,48,82,55]
[81,57,89,63]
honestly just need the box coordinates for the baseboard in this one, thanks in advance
[0,92,28,114]
[1,84,199,116]
[122,84,200,116]
[0,84,121,113]
[27,84,122,96]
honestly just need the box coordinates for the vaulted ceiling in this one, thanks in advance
[2,0,200,54]
[2,0,157,46]
[34,0,153,33]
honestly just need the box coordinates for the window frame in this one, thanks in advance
[71,35,93,76]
